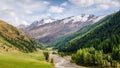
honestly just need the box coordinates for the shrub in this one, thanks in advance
[112,46,120,61]
[58,52,65,57]
[71,47,103,66]
[43,51,49,61]
[50,58,54,63]
[52,51,57,54]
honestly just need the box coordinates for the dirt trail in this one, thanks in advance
[50,54,87,68]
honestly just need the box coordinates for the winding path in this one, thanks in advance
[50,54,87,68]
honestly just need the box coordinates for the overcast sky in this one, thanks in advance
[0,0,120,26]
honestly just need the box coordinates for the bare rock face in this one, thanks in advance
[20,14,102,44]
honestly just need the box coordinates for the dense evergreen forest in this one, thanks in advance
[49,25,93,49]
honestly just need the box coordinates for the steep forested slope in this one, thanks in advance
[58,11,120,53]
[50,25,94,49]
[0,20,37,52]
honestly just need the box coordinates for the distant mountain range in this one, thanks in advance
[20,14,105,44]
[0,20,37,52]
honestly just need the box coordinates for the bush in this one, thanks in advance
[58,52,65,57]
[52,51,57,54]
[71,47,103,66]
[112,46,120,61]
[111,60,118,67]
[103,60,111,67]
[43,51,49,61]
[50,58,54,63]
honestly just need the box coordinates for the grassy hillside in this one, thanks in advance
[0,51,53,68]
[0,20,37,52]
[58,11,120,53]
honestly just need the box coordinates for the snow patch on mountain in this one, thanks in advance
[93,15,107,23]
[44,18,56,23]
[32,18,56,26]
[62,14,94,24]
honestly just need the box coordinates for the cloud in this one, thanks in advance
[18,0,50,14]
[69,0,120,8]
[0,0,50,26]
[0,0,119,26]
[48,6,64,13]
[31,13,52,21]
[69,0,94,7]
[61,2,68,7]
[98,4,110,10]
[43,1,50,5]
[68,0,120,16]
[0,9,28,26]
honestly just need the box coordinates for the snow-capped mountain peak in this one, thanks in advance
[32,18,56,26]
[31,14,97,26]
[44,18,56,24]
[62,14,96,24]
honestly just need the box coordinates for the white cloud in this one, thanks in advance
[68,0,120,15]
[69,0,120,7]
[43,1,50,5]
[0,0,119,26]
[18,0,50,14]
[69,0,94,7]
[36,13,51,19]
[111,1,120,7]
[0,0,50,26]
[98,4,110,10]
[49,6,64,13]
[24,0,32,3]
[0,10,29,26]
[28,13,52,21]
[61,2,68,7]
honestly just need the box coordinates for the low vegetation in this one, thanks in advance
[0,51,53,68]
[72,47,119,67]
[43,51,49,61]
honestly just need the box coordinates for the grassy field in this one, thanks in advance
[0,51,53,68]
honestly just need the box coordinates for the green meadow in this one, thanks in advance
[0,51,53,68]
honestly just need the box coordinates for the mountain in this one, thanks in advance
[0,20,37,52]
[18,24,29,29]
[49,15,106,49]
[49,24,95,49]
[58,11,120,53]
[21,14,102,44]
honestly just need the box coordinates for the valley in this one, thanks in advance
[0,11,120,68]
[0,10,120,68]
[0,0,120,68]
